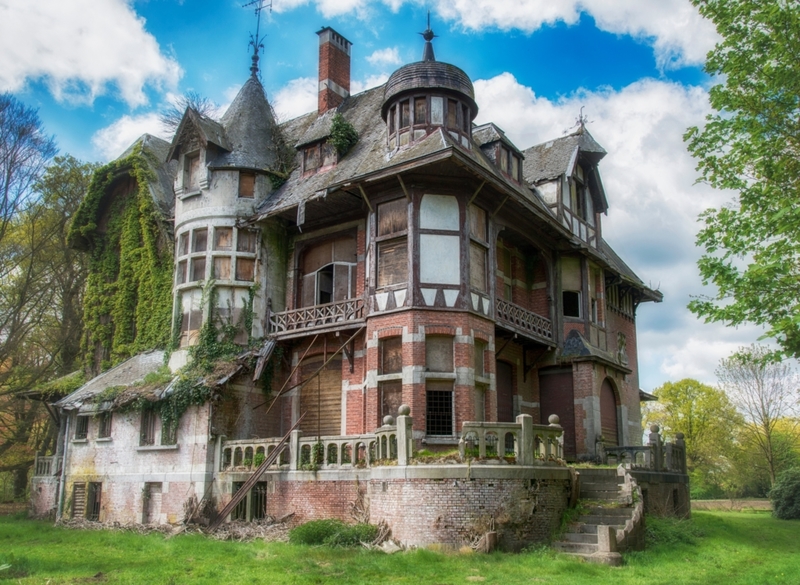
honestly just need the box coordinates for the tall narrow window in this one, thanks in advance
[378,336,403,422]
[400,101,410,128]
[389,105,396,134]
[447,99,458,129]
[184,153,201,192]
[238,172,255,198]
[414,97,427,125]
[140,410,156,446]
[87,482,102,521]
[563,290,581,318]
[74,416,89,440]
[98,412,112,439]
[376,199,408,288]
[469,205,488,293]
[426,381,453,436]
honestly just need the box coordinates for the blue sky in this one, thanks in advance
[0,0,771,390]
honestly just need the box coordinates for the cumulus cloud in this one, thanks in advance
[0,0,181,106]
[272,77,317,121]
[91,112,167,161]
[272,0,718,68]
[366,47,402,67]
[474,72,762,388]
[351,73,390,95]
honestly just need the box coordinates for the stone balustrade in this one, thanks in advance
[600,425,687,474]
[33,455,60,477]
[459,414,564,464]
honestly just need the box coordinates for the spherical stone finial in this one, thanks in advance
[650,424,660,434]
[548,414,560,425]
[676,432,685,440]
[383,415,395,426]
[398,404,411,416]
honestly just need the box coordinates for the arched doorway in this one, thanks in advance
[600,378,619,446]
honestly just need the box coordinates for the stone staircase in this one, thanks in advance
[553,468,643,565]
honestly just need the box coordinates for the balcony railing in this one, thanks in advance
[460,415,563,464]
[267,298,365,337]
[33,455,61,477]
[495,299,553,344]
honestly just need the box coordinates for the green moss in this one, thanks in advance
[69,145,174,375]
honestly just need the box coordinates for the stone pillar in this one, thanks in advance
[397,405,412,466]
[675,432,686,474]
[516,414,534,466]
[290,429,302,471]
[648,424,662,471]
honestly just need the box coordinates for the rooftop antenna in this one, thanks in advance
[419,10,437,62]
[243,0,272,77]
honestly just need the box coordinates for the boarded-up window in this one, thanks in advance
[469,205,487,242]
[239,172,255,198]
[214,227,233,251]
[98,412,112,439]
[191,257,206,282]
[185,154,201,191]
[447,99,458,129]
[499,147,509,172]
[236,257,255,281]
[192,229,208,252]
[304,145,320,172]
[426,336,453,372]
[377,239,407,287]
[379,337,402,374]
[237,229,258,253]
[470,242,487,292]
[380,380,403,421]
[213,257,231,280]
[474,340,486,377]
[414,97,427,125]
[400,101,410,128]
[377,199,407,237]
[140,410,156,446]
[72,483,86,518]
[299,357,342,436]
[511,155,520,181]
[426,381,453,436]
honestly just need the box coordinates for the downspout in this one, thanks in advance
[56,412,71,520]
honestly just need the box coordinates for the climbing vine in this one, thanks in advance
[69,144,174,375]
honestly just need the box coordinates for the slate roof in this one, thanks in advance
[600,239,662,302]
[55,351,168,412]
[521,128,606,185]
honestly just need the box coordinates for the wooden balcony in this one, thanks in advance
[268,298,365,339]
[495,299,554,346]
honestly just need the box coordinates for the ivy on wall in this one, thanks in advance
[68,145,174,375]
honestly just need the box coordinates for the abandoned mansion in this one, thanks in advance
[31,25,687,552]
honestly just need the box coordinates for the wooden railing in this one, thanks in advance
[267,298,364,336]
[495,299,553,343]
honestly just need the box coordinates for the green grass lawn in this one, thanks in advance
[0,511,797,584]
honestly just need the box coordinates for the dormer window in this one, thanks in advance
[302,142,336,175]
[386,94,472,150]
[184,152,201,193]
[497,145,521,182]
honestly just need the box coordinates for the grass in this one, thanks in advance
[0,512,797,584]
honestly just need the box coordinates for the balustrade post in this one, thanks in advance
[675,432,686,474]
[516,414,534,465]
[478,430,487,459]
[290,430,302,471]
[396,405,412,466]
[648,425,662,472]
[548,414,563,459]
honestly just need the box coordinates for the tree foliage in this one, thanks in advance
[770,467,800,520]
[685,1,800,357]
[159,91,218,134]
[717,345,799,485]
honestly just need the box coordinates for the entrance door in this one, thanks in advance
[496,361,514,422]
[538,368,576,460]
[299,356,342,437]
[600,379,619,446]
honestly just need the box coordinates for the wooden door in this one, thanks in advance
[539,368,576,460]
[496,361,514,422]
[600,379,619,446]
[72,483,86,518]
[299,357,342,437]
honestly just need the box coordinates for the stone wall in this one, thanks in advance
[633,470,691,519]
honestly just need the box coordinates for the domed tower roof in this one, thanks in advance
[381,21,478,120]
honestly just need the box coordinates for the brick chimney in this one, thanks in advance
[317,27,352,114]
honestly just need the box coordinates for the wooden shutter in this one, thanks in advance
[299,357,342,437]
[72,483,86,518]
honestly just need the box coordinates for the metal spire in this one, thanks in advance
[419,10,437,62]
[243,0,272,77]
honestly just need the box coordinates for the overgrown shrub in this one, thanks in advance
[770,467,800,520]
[328,114,358,156]
[288,519,378,546]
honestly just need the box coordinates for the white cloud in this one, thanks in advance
[272,0,717,68]
[0,0,181,106]
[473,72,762,389]
[91,112,167,161]
[366,47,402,66]
[351,73,390,95]
[272,77,317,121]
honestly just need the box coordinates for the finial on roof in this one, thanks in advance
[243,0,272,77]
[419,10,437,62]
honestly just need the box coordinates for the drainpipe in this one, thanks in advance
[56,412,71,519]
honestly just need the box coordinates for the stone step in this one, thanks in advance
[562,532,598,544]
[583,507,632,517]
[553,541,598,555]
[579,523,625,534]
[579,515,629,526]
[579,488,621,500]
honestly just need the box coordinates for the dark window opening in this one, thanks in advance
[389,105,396,134]
[231,482,247,520]
[426,383,453,436]
[87,482,102,521]
[98,412,112,439]
[317,264,333,304]
[252,482,268,520]
[74,416,89,440]
[462,104,470,132]
[563,290,581,318]
[191,257,206,282]
[140,410,156,446]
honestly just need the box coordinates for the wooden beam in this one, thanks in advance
[491,195,509,218]
[358,184,373,212]
[495,334,516,359]
[468,181,486,205]
[397,175,411,200]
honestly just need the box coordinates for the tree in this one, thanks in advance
[716,345,799,485]
[159,91,218,133]
[643,379,742,497]
[685,1,800,358]
[0,94,58,247]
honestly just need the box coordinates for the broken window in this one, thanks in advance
[380,380,403,421]
[140,410,156,446]
[563,290,581,318]
[376,199,408,288]
[74,415,89,440]
[299,236,357,306]
[238,172,255,198]
[426,381,453,436]
[192,229,208,253]
[98,412,112,439]
[379,337,402,374]
[426,336,454,373]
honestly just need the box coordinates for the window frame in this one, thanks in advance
[374,199,409,290]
